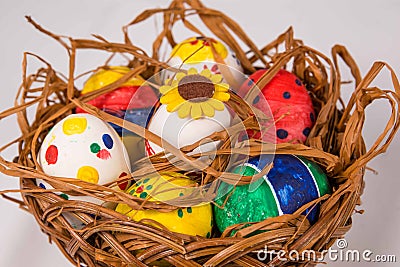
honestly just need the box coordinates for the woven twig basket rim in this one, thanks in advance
[1,0,400,266]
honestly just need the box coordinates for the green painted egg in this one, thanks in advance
[214,154,331,234]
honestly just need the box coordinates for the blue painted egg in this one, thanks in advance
[214,154,331,234]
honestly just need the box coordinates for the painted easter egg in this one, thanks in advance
[37,114,131,228]
[238,69,315,143]
[146,68,231,159]
[37,114,131,196]
[76,66,158,135]
[213,154,331,234]
[167,36,244,86]
[115,172,213,237]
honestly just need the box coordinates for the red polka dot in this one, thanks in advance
[211,64,220,73]
[136,185,144,194]
[118,172,128,190]
[97,149,111,160]
[45,145,58,165]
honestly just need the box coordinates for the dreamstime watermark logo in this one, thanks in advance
[257,239,397,264]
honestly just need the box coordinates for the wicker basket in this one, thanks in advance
[1,0,400,266]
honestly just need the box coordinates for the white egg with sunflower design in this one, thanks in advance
[146,68,231,160]
[167,36,244,87]
[37,114,131,227]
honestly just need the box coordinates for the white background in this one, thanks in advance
[0,0,399,266]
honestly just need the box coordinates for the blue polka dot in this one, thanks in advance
[232,53,241,65]
[303,127,311,137]
[253,95,260,104]
[240,133,249,141]
[39,183,46,189]
[247,79,254,86]
[235,58,241,65]
[277,129,288,139]
[146,185,153,190]
[310,112,315,122]
[295,79,302,86]
[102,134,113,149]
[283,91,291,99]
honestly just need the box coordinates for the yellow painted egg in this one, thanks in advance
[166,36,244,86]
[81,66,143,94]
[116,172,213,237]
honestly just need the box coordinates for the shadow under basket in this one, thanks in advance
[1,0,400,266]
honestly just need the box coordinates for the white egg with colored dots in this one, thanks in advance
[37,114,131,228]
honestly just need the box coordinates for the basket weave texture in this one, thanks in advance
[1,0,400,266]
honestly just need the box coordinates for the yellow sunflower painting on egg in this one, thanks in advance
[159,68,230,119]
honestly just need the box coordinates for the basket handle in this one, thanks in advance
[338,61,400,175]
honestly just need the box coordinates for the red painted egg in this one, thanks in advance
[238,69,315,143]
[75,66,158,135]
